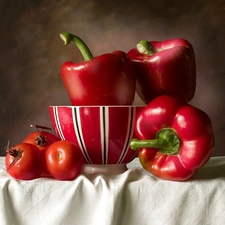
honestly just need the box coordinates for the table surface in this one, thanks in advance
[1,156,225,225]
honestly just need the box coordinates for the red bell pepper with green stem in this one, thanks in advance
[130,95,215,181]
[127,38,196,104]
[60,32,136,106]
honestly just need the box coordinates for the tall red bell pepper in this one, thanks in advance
[127,39,196,104]
[130,95,215,181]
[60,32,135,106]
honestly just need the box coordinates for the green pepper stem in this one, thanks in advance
[60,32,94,61]
[130,128,180,155]
[137,40,157,56]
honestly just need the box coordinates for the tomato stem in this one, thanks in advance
[30,124,51,146]
[6,141,23,169]
[30,124,52,131]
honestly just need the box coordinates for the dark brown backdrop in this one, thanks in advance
[1,0,225,156]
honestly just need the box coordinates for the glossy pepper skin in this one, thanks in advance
[60,32,135,106]
[130,95,215,181]
[127,39,196,104]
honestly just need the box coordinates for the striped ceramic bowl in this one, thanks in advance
[49,106,145,166]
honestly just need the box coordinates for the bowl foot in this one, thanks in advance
[82,164,128,175]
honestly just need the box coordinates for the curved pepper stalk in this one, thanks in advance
[60,32,94,61]
[136,40,157,56]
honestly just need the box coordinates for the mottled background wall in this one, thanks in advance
[0,0,225,156]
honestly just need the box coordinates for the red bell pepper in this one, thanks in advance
[60,32,135,106]
[127,38,196,104]
[130,95,215,181]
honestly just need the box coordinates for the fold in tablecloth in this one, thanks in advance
[0,157,225,225]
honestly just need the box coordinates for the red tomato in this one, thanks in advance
[5,143,45,180]
[23,128,59,152]
[45,140,83,180]
[22,125,59,177]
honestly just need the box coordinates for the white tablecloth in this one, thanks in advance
[1,156,225,225]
